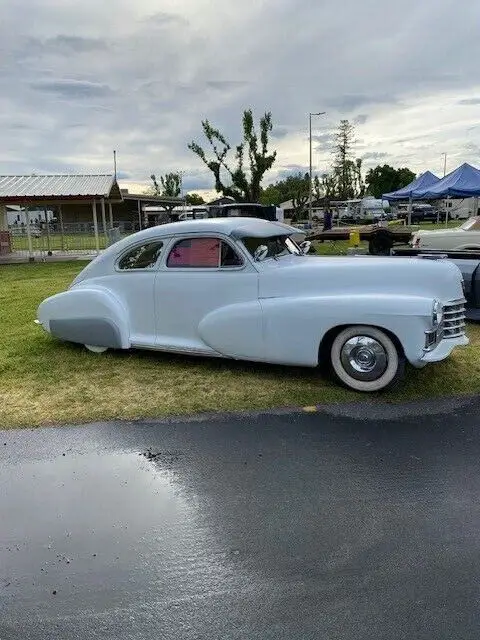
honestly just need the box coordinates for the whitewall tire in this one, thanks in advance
[330,326,405,392]
[84,344,108,354]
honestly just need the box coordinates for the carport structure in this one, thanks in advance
[0,174,123,257]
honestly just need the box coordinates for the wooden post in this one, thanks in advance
[137,199,142,231]
[92,200,100,254]
[101,198,108,246]
[58,204,65,251]
[108,202,113,227]
[25,205,34,261]
[0,204,7,231]
[44,205,51,254]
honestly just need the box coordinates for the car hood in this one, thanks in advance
[258,255,463,302]
[414,228,463,237]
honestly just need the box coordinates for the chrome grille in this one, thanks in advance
[442,299,466,339]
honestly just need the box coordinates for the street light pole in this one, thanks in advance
[442,152,447,177]
[179,170,186,213]
[309,111,326,223]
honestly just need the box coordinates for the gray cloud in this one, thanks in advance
[465,142,480,153]
[30,79,114,99]
[206,81,249,91]
[458,98,480,106]
[313,132,335,150]
[325,94,397,112]
[39,35,108,53]
[354,114,369,125]
[144,12,188,27]
[271,126,290,139]
[275,165,309,180]
[362,152,389,160]
[182,173,216,191]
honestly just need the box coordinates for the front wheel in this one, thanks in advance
[330,326,405,392]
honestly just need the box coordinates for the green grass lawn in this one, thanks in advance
[413,221,461,231]
[1,261,479,428]
[313,240,369,255]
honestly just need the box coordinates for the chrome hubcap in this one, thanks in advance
[340,336,388,381]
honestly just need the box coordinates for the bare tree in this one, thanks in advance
[188,109,277,202]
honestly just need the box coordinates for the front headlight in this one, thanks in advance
[432,299,443,328]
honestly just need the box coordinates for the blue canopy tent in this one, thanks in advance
[383,171,440,201]
[411,163,480,199]
[383,171,440,225]
[411,163,480,224]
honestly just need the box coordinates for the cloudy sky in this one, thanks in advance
[1,0,480,196]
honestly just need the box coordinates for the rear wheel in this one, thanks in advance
[330,326,405,392]
[368,230,394,255]
[85,344,108,354]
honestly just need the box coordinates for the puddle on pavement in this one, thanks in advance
[0,450,240,618]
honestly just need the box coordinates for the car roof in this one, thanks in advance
[126,217,299,240]
[70,217,305,285]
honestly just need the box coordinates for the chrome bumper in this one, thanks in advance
[421,334,469,363]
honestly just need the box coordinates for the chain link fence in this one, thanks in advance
[7,221,133,258]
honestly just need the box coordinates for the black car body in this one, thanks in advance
[391,247,480,321]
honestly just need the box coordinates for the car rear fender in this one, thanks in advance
[37,287,130,349]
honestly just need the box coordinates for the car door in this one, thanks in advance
[154,234,263,359]
[102,239,164,346]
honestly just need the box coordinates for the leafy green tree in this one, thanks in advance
[365,165,416,198]
[188,109,277,202]
[287,173,310,218]
[396,167,416,189]
[150,172,182,197]
[260,184,284,206]
[320,172,337,199]
[185,193,205,205]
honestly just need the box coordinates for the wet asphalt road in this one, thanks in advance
[2,399,480,639]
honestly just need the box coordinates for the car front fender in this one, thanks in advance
[198,300,265,361]
[37,287,130,349]
[259,294,436,367]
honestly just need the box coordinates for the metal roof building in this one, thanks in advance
[0,174,122,202]
[0,174,124,256]
[0,174,188,259]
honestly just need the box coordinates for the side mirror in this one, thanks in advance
[299,240,311,255]
[253,245,269,262]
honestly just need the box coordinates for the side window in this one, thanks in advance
[220,241,243,267]
[166,237,243,268]
[118,241,163,270]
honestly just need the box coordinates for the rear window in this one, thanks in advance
[118,241,163,270]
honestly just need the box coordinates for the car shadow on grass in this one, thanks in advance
[54,339,465,405]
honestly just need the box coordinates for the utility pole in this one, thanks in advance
[179,170,185,213]
[442,152,447,177]
[309,112,326,223]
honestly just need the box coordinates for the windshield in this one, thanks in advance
[242,235,301,259]
[461,217,480,231]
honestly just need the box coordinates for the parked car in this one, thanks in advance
[10,225,41,238]
[390,247,480,321]
[412,217,480,251]
[37,217,467,392]
[398,204,444,224]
